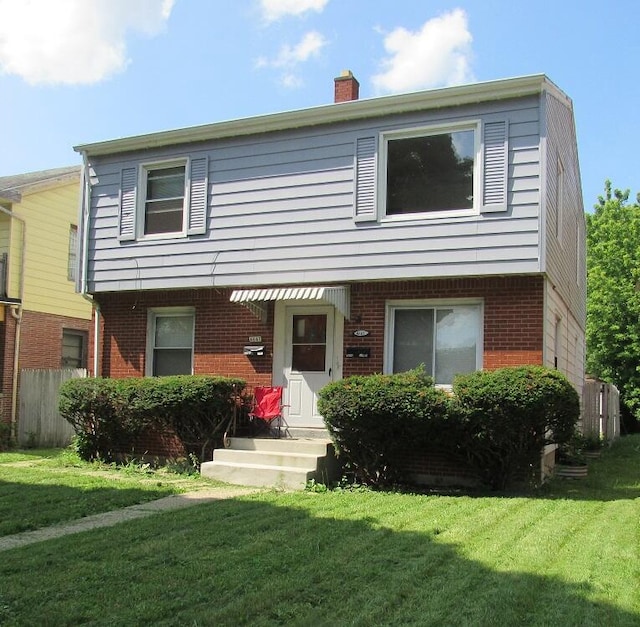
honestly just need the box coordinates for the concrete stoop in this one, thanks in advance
[201,437,339,490]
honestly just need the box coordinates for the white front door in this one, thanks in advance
[283,305,334,428]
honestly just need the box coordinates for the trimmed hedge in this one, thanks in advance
[318,366,580,490]
[450,366,580,489]
[58,375,245,463]
[317,368,450,485]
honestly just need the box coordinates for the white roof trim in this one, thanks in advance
[75,75,567,157]
[230,286,350,322]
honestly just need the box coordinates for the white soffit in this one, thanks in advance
[230,286,351,322]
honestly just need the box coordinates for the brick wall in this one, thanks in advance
[97,289,274,390]
[96,276,543,385]
[0,309,92,426]
[343,275,544,376]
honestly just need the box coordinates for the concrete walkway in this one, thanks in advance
[0,486,256,552]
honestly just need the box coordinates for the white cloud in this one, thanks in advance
[0,0,174,86]
[372,9,474,94]
[259,0,329,23]
[256,30,327,88]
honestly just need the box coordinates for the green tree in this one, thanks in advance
[586,180,640,418]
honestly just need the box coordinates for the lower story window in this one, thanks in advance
[62,330,87,368]
[147,308,195,376]
[386,301,482,385]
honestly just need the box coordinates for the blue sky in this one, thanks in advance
[0,0,638,209]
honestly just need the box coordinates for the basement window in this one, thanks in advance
[62,330,87,368]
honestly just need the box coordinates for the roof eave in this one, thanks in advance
[0,191,21,204]
[75,74,565,157]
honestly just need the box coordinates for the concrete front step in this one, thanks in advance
[201,437,340,490]
[226,436,332,456]
[213,448,321,470]
[201,460,316,490]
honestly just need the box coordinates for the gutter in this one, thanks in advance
[0,205,26,442]
[78,153,100,377]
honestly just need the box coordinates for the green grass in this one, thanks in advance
[1,437,639,626]
[0,447,221,536]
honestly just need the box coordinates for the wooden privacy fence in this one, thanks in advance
[581,378,620,441]
[18,368,87,447]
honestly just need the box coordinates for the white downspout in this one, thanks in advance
[79,152,100,377]
[0,205,26,442]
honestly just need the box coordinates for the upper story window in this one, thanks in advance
[118,156,208,242]
[143,163,186,236]
[382,123,478,218]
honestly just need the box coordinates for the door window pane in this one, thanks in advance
[292,314,326,372]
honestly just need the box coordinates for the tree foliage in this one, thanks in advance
[586,180,640,417]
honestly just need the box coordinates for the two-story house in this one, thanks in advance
[74,72,585,462]
[0,167,93,444]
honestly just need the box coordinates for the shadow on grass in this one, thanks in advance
[0,479,179,536]
[0,495,636,625]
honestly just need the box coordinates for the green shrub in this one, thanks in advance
[450,366,580,490]
[59,376,245,463]
[58,378,138,461]
[318,368,450,486]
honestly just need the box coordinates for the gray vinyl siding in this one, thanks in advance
[85,96,544,293]
[542,91,586,328]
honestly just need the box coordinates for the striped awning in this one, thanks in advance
[230,286,350,322]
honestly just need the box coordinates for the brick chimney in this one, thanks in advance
[334,70,359,103]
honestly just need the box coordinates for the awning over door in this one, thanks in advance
[230,286,350,323]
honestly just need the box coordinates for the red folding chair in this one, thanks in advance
[248,386,285,438]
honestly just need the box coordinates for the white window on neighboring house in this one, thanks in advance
[143,163,187,236]
[62,329,87,368]
[68,224,78,281]
[385,301,483,386]
[146,308,195,376]
[381,122,479,218]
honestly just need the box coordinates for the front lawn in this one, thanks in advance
[0,447,221,536]
[0,437,638,625]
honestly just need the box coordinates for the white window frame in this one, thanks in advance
[379,120,481,221]
[384,298,484,387]
[138,158,189,240]
[145,307,195,376]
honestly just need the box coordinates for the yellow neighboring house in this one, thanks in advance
[0,166,92,442]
